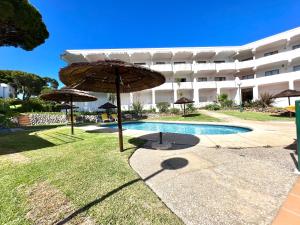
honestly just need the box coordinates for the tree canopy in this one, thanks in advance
[0,0,49,50]
[0,70,58,100]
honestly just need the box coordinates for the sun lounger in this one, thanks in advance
[111,113,118,121]
[101,113,111,122]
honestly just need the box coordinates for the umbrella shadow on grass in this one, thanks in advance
[128,132,200,151]
[56,157,189,225]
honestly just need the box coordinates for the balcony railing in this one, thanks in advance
[151,64,172,72]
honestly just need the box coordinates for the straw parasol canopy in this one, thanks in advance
[40,88,97,134]
[59,60,165,152]
[174,97,194,116]
[98,102,117,110]
[273,89,300,105]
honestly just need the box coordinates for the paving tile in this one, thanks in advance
[283,195,300,215]
[272,209,300,225]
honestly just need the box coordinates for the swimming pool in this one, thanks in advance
[106,122,251,135]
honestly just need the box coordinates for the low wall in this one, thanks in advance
[28,113,68,126]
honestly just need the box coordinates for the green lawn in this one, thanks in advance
[221,110,295,121]
[0,127,183,225]
[150,113,221,122]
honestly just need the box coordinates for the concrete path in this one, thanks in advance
[130,143,298,225]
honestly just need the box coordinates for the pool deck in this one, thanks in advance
[80,112,299,225]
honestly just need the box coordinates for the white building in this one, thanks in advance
[61,27,300,111]
[0,83,15,99]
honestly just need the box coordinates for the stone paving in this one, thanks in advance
[80,111,299,225]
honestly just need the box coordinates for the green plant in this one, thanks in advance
[186,103,196,113]
[205,103,221,111]
[132,101,144,117]
[108,93,116,104]
[217,93,234,108]
[156,102,170,113]
[144,107,156,113]
[170,107,180,114]
[258,92,274,108]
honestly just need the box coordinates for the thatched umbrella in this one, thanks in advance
[174,97,194,116]
[59,60,165,152]
[273,89,300,105]
[98,102,117,113]
[40,88,97,134]
[59,103,79,116]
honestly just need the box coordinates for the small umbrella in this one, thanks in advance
[59,103,79,116]
[40,88,97,134]
[174,97,194,116]
[59,60,165,152]
[273,89,300,105]
[98,102,117,113]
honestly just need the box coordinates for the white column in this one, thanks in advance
[253,85,259,101]
[289,80,295,90]
[129,93,133,109]
[193,88,199,105]
[174,89,178,102]
[152,89,156,108]
[234,88,240,104]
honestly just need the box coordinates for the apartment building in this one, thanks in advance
[61,27,300,111]
[0,83,14,99]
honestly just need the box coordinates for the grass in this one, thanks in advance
[149,113,221,122]
[0,127,183,225]
[221,110,295,121]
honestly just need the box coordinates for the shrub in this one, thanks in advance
[217,93,234,108]
[156,102,170,113]
[258,92,274,108]
[170,107,180,114]
[132,101,144,117]
[186,103,196,113]
[205,103,221,111]
[144,107,156,114]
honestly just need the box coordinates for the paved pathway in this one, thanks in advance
[130,143,298,225]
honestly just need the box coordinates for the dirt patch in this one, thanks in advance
[26,182,95,225]
[0,153,31,164]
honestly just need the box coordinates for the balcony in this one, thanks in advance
[216,62,236,72]
[256,70,300,85]
[193,63,216,72]
[173,63,192,74]
[216,80,237,88]
[151,64,172,72]
[154,82,173,90]
[174,82,193,89]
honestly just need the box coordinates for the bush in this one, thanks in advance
[132,101,144,117]
[217,93,234,108]
[186,103,196,113]
[205,103,221,111]
[170,107,180,114]
[144,107,156,114]
[156,102,170,113]
[258,92,274,108]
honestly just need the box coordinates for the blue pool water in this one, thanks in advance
[106,122,251,135]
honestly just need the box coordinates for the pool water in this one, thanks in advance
[106,122,251,135]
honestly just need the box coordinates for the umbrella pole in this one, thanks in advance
[183,104,186,116]
[115,67,124,152]
[70,96,74,135]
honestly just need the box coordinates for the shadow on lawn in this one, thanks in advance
[181,113,201,118]
[0,131,83,155]
[56,157,189,225]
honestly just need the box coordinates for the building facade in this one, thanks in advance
[61,27,300,111]
[0,83,15,99]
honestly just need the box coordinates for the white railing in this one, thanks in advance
[151,64,172,72]
[193,63,216,72]
[216,62,236,71]
[173,63,192,72]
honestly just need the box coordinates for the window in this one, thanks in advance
[197,60,206,64]
[179,78,187,82]
[214,77,226,81]
[264,50,278,57]
[242,74,254,80]
[293,44,300,50]
[174,61,186,64]
[155,62,165,64]
[198,77,207,82]
[214,60,225,63]
[134,62,146,65]
[265,69,280,76]
[293,65,300,72]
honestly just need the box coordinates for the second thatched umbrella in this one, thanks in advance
[59,60,165,152]
[273,89,300,105]
[98,102,117,113]
[40,88,97,134]
[174,97,194,116]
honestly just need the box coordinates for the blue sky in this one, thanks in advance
[0,0,299,86]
